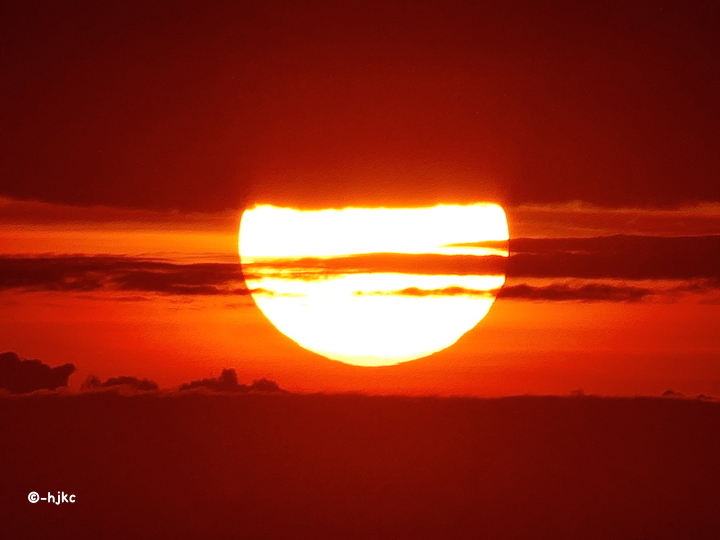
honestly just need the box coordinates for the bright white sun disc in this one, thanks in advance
[239,204,508,366]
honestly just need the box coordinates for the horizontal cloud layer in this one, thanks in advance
[250,252,507,277]
[507,235,720,280]
[499,283,652,302]
[356,281,720,302]
[0,256,247,296]
[508,203,720,238]
[1,235,719,302]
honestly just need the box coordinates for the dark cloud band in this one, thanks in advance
[249,252,507,277]
[1,235,719,300]
[0,256,247,296]
[508,235,720,280]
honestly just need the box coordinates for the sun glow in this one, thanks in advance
[239,204,509,366]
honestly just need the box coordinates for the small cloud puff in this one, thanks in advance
[82,374,159,392]
[179,369,285,393]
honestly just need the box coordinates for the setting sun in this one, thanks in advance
[239,204,509,366]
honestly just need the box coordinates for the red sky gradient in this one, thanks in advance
[1,198,718,397]
[1,0,719,397]
[5,5,720,540]
[2,0,719,211]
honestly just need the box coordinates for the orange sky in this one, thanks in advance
[1,198,718,397]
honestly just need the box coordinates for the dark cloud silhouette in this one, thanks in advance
[498,283,653,303]
[662,389,685,398]
[2,236,720,300]
[179,369,284,393]
[360,282,671,302]
[507,235,720,280]
[180,369,248,393]
[253,252,507,279]
[0,351,75,394]
[249,378,286,393]
[0,196,238,229]
[667,279,720,298]
[111,262,243,295]
[357,286,495,298]
[82,374,159,392]
[507,203,720,238]
[0,256,249,296]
